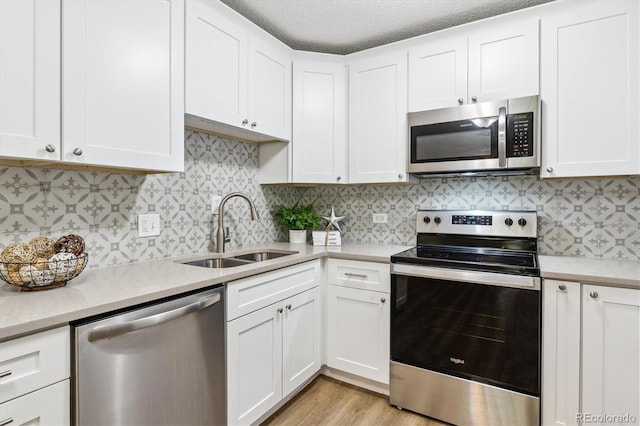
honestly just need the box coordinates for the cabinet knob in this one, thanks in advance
[277,308,283,314]
[458,98,464,104]
[398,173,404,179]
[72,148,83,156]
[251,122,257,128]
[590,291,599,299]
[286,304,292,310]
[242,119,248,126]
[45,144,56,153]
[336,176,342,181]
[380,297,386,303]
[546,166,554,173]
[471,96,477,102]
[558,284,566,291]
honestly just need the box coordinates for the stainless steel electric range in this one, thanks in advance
[390,210,540,426]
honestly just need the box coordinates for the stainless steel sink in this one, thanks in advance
[180,250,297,269]
[182,258,253,269]
[232,251,293,262]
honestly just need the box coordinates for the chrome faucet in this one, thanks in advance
[216,192,258,253]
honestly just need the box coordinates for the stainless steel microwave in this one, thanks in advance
[408,95,540,176]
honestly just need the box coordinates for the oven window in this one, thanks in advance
[391,274,540,396]
[411,118,498,163]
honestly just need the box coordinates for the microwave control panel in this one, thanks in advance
[506,112,533,157]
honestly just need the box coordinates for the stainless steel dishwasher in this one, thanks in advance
[73,285,225,425]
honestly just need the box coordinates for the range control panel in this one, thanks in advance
[417,210,537,238]
[507,112,533,157]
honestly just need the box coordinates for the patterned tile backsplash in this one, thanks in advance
[0,129,638,270]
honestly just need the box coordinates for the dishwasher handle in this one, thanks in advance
[88,292,221,342]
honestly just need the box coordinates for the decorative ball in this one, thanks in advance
[73,255,87,275]
[48,252,78,276]
[0,263,9,278]
[6,271,24,286]
[1,242,37,269]
[32,257,50,270]
[18,265,39,283]
[32,269,55,287]
[29,237,56,258]
[54,234,85,256]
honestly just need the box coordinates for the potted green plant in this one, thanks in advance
[272,203,321,243]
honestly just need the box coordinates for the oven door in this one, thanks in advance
[391,264,540,396]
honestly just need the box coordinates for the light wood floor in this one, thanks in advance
[262,376,447,426]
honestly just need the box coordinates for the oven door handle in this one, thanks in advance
[391,263,540,290]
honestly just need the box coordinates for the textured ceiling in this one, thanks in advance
[220,0,554,55]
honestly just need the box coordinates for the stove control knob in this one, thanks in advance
[505,218,514,227]
[434,216,441,224]
[423,216,431,224]
[518,218,527,227]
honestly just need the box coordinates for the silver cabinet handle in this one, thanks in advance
[458,98,463,104]
[336,176,342,181]
[88,292,221,342]
[590,291,598,299]
[380,298,386,303]
[498,106,507,168]
[0,370,11,378]
[558,284,566,291]
[286,304,292,310]
[344,272,367,279]
[251,122,257,128]
[547,166,554,173]
[0,417,13,426]
[72,148,83,156]
[471,96,477,102]
[398,173,404,179]
[242,119,249,126]
[45,144,56,153]
[277,308,283,314]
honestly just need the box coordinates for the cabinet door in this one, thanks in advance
[408,35,467,111]
[0,380,70,426]
[227,303,283,426]
[542,280,581,426]
[292,59,346,183]
[348,52,409,184]
[185,0,248,130]
[541,1,639,178]
[282,287,322,396]
[582,284,640,424]
[63,0,184,172]
[468,18,539,103]
[248,36,291,141]
[0,0,60,161]
[327,285,390,384]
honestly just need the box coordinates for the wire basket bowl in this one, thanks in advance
[0,252,88,291]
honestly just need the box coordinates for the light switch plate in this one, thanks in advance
[138,214,160,237]
[373,213,388,223]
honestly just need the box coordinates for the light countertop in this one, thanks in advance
[0,242,411,341]
[539,255,640,289]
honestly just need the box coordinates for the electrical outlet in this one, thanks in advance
[138,214,160,237]
[211,195,222,213]
[372,213,388,223]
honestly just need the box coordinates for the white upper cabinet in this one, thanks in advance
[348,51,412,184]
[0,0,60,161]
[63,0,184,172]
[541,0,640,178]
[292,54,347,184]
[185,0,291,142]
[408,17,539,112]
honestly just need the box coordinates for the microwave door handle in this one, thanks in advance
[498,106,507,168]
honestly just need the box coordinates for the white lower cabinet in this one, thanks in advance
[0,379,70,426]
[226,261,322,425]
[543,280,640,425]
[326,259,390,384]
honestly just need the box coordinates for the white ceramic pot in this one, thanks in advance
[289,230,307,244]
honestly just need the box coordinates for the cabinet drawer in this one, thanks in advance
[0,379,70,425]
[0,326,70,403]
[327,259,390,293]
[227,260,321,321]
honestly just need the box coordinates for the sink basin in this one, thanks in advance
[182,258,253,269]
[232,251,293,262]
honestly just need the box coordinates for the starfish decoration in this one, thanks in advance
[322,206,346,233]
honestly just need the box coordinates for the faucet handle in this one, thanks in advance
[224,227,231,243]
